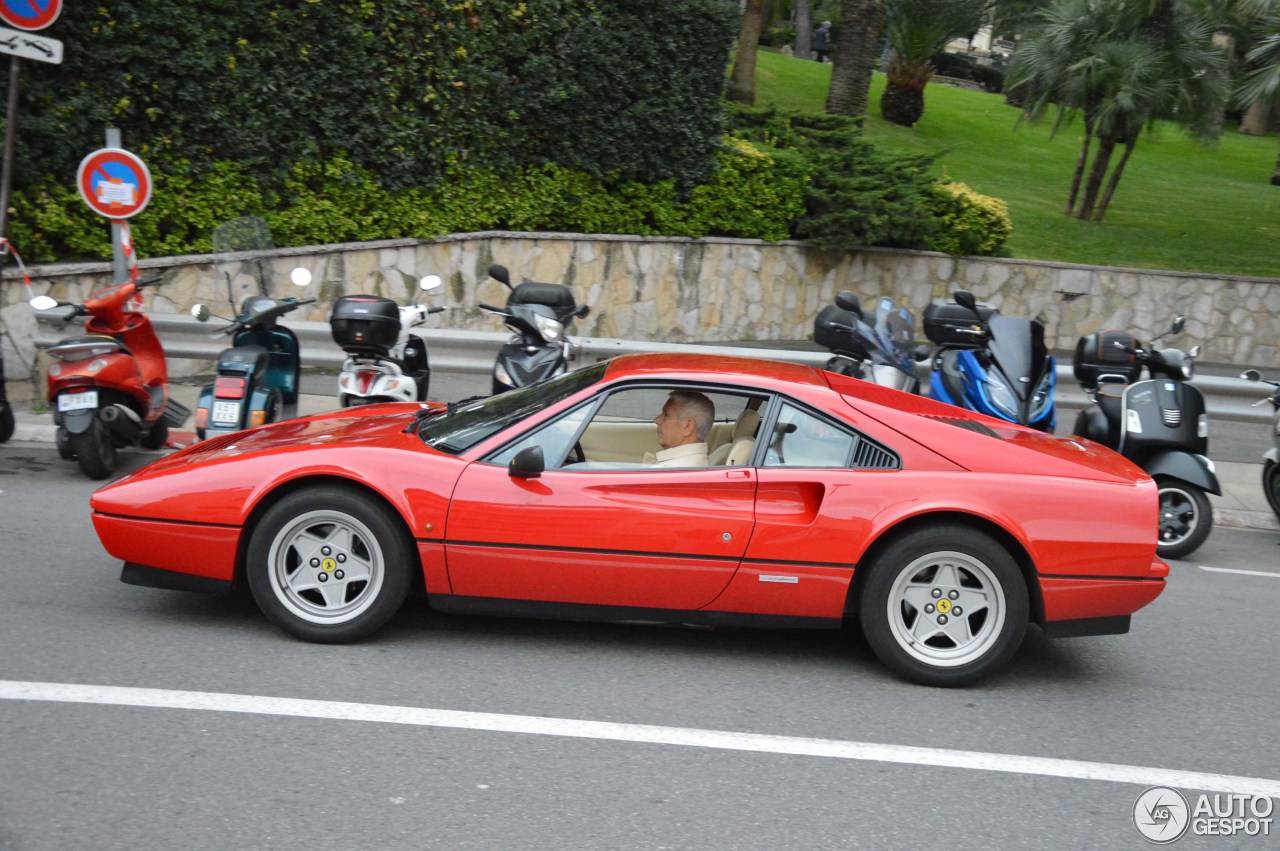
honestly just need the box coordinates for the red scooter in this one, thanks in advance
[30,277,189,479]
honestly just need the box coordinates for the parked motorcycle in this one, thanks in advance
[814,290,930,392]
[29,277,189,479]
[1240,368,1280,522]
[328,272,446,406]
[1073,316,1219,559]
[923,291,1056,431]
[192,268,314,440]
[479,263,590,395]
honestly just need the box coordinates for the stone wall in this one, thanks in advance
[4,231,1279,399]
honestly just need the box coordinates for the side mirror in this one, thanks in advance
[1242,369,1261,382]
[290,267,313,287]
[913,344,931,362]
[487,263,512,288]
[834,290,862,316]
[1188,344,1200,358]
[420,274,442,292]
[509,445,545,479]
[574,304,591,319]
[191,304,211,322]
[1171,315,1186,334]
[954,290,978,314]
[29,295,58,311]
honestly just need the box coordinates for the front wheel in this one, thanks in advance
[1263,461,1280,522]
[139,417,169,450]
[247,486,413,643]
[1155,478,1213,561]
[859,525,1028,687]
[70,417,117,480]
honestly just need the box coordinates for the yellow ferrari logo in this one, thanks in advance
[936,599,952,614]
[321,557,338,573]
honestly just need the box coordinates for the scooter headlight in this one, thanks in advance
[984,374,1018,420]
[494,361,514,388]
[533,313,565,343]
[1181,360,1194,380]
[1029,370,1055,421]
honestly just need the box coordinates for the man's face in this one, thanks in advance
[654,398,692,450]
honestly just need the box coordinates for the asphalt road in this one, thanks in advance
[1,435,1278,850]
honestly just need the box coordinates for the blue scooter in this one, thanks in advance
[192,268,315,439]
[923,290,1056,431]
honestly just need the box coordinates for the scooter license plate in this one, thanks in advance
[212,400,241,424]
[58,391,98,412]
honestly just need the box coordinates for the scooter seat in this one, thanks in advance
[217,344,270,379]
[1096,383,1125,421]
[48,334,131,358]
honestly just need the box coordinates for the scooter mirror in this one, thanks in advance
[1241,369,1261,382]
[913,344,932,362]
[420,274,442,292]
[290,267,312,287]
[1171,315,1186,334]
[487,264,512,288]
[29,295,58,311]
[191,304,211,322]
[954,290,978,314]
[1188,344,1201,358]
[575,304,591,319]
[834,291,862,316]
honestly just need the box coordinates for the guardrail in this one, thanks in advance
[34,314,1273,422]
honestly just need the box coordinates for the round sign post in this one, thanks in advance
[0,0,62,31]
[77,148,153,219]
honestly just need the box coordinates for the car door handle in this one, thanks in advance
[725,470,751,479]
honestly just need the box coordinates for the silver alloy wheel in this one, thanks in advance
[885,551,1007,668]
[1158,485,1199,547]
[265,508,386,626]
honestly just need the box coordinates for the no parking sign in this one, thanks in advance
[0,0,61,31]
[77,148,153,219]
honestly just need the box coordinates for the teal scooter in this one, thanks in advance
[192,268,314,440]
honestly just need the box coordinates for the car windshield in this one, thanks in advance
[417,361,608,454]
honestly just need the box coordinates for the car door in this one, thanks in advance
[443,385,760,610]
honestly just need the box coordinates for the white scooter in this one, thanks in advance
[325,272,446,406]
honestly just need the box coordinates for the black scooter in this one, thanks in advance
[1240,368,1280,522]
[1073,316,1219,560]
[814,291,929,393]
[479,263,589,395]
[0,347,13,443]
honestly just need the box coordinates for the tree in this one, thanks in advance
[878,0,989,126]
[795,0,815,59]
[826,0,886,116]
[729,0,768,103]
[1236,8,1280,182]
[1009,0,1226,221]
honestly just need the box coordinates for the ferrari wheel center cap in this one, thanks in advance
[321,557,338,573]
[936,598,952,614]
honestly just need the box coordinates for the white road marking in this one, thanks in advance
[3,679,1279,797]
[1199,566,1280,579]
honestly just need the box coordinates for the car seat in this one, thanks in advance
[710,409,761,465]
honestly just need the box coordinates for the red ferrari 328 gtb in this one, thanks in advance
[90,354,1167,686]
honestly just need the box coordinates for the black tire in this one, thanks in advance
[56,427,73,460]
[139,417,169,450]
[247,485,413,643]
[70,417,116,480]
[859,525,1028,687]
[0,402,13,443]
[1264,461,1280,523]
[1155,478,1213,561]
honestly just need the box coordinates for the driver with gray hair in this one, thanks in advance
[651,390,715,467]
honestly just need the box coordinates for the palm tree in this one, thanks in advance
[826,0,886,116]
[1237,12,1280,182]
[729,0,768,104]
[879,0,988,126]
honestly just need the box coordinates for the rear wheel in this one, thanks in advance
[1155,478,1212,561]
[139,417,169,450]
[247,486,413,643]
[860,525,1028,687]
[1264,461,1280,522]
[70,417,116,480]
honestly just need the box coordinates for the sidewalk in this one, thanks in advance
[5,380,1276,533]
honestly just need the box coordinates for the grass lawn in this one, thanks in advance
[752,49,1280,279]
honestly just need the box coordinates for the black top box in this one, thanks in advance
[331,295,400,352]
[509,282,578,322]
[1073,330,1142,387]
[923,301,997,346]
[814,304,869,358]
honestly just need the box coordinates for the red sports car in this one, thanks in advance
[90,354,1167,686]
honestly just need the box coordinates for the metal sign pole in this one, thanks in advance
[104,126,128,283]
[0,54,20,248]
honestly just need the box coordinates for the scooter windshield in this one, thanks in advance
[986,316,1047,400]
[873,297,916,367]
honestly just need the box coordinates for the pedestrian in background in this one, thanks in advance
[814,20,831,63]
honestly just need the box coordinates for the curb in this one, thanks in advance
[1216,508,1280,533]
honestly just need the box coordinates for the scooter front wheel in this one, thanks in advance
[1263,460,1280,521]
[70,417,117,480]
[1155,478,1212,561]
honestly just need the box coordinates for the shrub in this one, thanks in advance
[928,181,1013,256]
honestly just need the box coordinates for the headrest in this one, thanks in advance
[733,409,761,441]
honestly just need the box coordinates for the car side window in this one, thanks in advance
[488,404,592,469]
[763,403,856,468]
